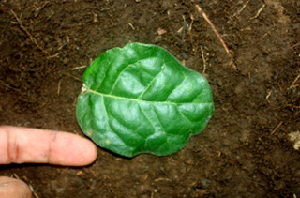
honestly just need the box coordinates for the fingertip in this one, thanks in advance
[0,176,32,198]
[50,132,98,166]
[78,137,98,166]
[0,126,98,166]
[90,142,98,162]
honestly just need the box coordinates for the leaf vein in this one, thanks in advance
[109,112,143,141]
[101,96,113,131]
[137,64,165,99]
[174,105,194,125]
[109,55,159,94]
[165,65,187,101]
[137,101,156,134]
[86,89,212,106]
[95,60,111,91]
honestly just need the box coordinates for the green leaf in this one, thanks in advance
[76,42,214,157]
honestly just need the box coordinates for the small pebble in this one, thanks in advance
[157,27,167,36]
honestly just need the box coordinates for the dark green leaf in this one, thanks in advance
[76,42,214,157]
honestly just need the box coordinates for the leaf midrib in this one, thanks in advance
[85,87,212,106]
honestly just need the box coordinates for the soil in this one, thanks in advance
[0,0,299,197]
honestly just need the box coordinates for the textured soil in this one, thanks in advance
[0,0,299,197]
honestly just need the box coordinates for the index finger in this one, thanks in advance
[0,126,97,166]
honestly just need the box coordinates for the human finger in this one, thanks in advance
[0,126,97,166]
[0,176,32,198]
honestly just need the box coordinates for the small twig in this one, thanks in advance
[188,14,194,34]
[33,191,39,198]
[200,46,206,73]
[93,12,98,23]
[271,121,283,135]
[192,3,231,56]
[128,23,135,31]
[266,89,273,99]
[71,65,87,70]
[47,53,59,59]
[229,0,250,20]
[151,191,154,198]
[289,73,300,89]
[67,73,82,82]
[11,9,48,54]
[28,184,39,198]
[284,104,300,109]
[291,42,300,49]
[182,15,188,42]
[0,80,22,93]
[12,174,21,180]
[57,79,63,96]
[191,1,236,69]
[250,4,265,20]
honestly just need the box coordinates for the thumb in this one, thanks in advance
[0,176,32,198]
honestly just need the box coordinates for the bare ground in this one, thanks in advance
[0,0,299,197]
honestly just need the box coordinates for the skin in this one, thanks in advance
[0,126,97,198]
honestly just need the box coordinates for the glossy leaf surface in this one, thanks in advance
[76,42,214,157]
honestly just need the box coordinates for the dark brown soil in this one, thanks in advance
[1,0,299,197]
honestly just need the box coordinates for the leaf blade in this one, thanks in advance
[76,42,214,157]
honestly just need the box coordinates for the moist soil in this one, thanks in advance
[0,0,299,197]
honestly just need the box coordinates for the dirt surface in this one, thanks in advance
[0,0,299,197]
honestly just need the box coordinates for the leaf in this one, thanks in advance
[76,42,214,157]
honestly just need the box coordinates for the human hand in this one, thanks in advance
[0,126,97,198]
